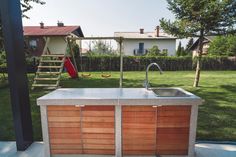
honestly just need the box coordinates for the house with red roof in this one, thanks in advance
[24,22,84,56]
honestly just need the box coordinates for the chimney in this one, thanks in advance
[155,26,160,37]
[140,28,144,34]
[40,22,44,29]
[57,21,64,27]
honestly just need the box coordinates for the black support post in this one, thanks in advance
[0,0,33,150]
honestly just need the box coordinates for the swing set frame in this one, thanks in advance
[67,36,124,87]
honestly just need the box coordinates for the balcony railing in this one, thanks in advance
[133,49,148,56]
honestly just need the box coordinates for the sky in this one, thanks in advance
[23,0,175,36]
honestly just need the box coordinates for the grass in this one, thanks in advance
[0,71,236,141]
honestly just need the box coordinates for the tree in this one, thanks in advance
[0,0,45,81]
[160,0,236,87]
[227,36,236,56]
[185,38,194,52]
[208,35,236,56]
[20,0,46,18]
[0,0,45,50]
[176,41,187,56]
[87,40,116,56]
[147,45,168,56]
[176,41,182,56]
[147,45,160,56]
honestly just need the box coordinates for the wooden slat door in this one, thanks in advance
[81,106,115,155]
[47,105,115,156]
[156,106,191,155]
[48,106,83,155]
[122,106,156,155]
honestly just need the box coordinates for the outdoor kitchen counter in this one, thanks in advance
[37,88,202,106]
[37,88,203,157]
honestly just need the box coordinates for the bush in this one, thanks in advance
[0,54,235,72]
[0,51,40,73]
[208,35,236,56]
[77,56,236,71]
[146,46,168,56]
[193,56,236,70]
[0,51,6,69]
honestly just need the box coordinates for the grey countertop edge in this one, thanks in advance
[37,98,203,106]
[37,88,204,106]
[37,99,119,106]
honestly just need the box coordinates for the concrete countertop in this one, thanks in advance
[37,88,203,106]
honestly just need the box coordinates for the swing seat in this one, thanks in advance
[101,74,111,78]
[81,73,91,78]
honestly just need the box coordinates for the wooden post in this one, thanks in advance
[119,37,123,88]
[0,0,33,150]
[43,37,50,55]
[67,38,79,75]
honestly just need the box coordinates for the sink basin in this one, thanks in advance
[151,88,190,97]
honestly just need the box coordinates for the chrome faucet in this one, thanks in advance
[144,63,163,90]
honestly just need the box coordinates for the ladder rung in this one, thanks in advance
[41,54,65,57]
[38,66,62,69]
[41,60,64,63]
[44,87,58,90]
[32,84,58,87]
[34,78,59,81]
[36,72,61,75]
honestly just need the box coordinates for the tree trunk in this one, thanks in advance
[193,35,204,87]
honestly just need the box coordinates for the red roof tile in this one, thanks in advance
[23,26,82,36]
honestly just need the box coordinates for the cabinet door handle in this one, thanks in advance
[152,105,162,108]
[75,105,85,107]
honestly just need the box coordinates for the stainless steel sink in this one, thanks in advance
[151,88,190,97]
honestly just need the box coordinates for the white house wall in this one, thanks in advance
[122,39,176,56]
[47,36,68,54]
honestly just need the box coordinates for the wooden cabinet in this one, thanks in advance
[156,106,191,155]
[122,105,191,156]
[47,105,191,156]
[82,106,115,155]
[47,106,115,156]
[122,106,156,155]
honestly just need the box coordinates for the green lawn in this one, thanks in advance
[0,71,236,141]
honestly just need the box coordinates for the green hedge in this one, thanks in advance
[78,56,236,71]
[0,56,235,72]
[195,56,236,70]
[0,56,40,73]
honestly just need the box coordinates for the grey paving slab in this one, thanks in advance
[0,142,44,157]
[1,142,236,157]
[195,143,236,157]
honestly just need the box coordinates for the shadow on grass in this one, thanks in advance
[191,89,236,141]
[220,85,236,93]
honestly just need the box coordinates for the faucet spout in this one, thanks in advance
[144,63,163,90]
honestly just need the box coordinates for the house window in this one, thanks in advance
[29,39,37,50]
[138,43,145,54]
[133,43,146,56]
[139,43,144,51]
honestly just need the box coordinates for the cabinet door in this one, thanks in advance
[47,106,82,155]
[81,106,115,155]
[156,106,191,155]
[122,106,156,155]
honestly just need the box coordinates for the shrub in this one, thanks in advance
[146,46,168,56]
[78,56,236,71]
[208,35,236,56]
[0,54,235,72]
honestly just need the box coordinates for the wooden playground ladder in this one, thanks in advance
[31,54,66,90]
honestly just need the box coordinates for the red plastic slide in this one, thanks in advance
[64,57,78,78]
